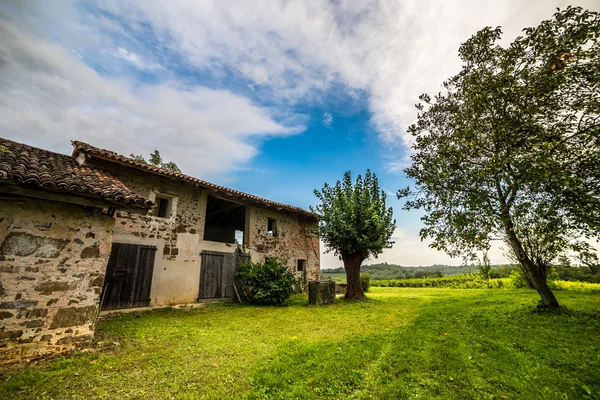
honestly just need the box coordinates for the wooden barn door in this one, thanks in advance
[101,243,157,310]
[198,251,236,299]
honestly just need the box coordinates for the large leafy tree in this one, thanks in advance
[312,170,395,300]
[400,7,600,308]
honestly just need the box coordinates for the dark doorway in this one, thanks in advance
[198,250,237,299]
[101,243,157,310]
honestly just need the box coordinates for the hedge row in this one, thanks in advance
[370,276,600,291]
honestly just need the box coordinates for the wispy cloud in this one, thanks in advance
[0,14,303,179]
[2,0,598,175]
[116,47,165,71]
[322,112,333,128]
[93,0,599,163]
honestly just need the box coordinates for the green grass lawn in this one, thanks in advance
[2,288,600,399]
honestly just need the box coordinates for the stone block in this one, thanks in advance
[50,305,97,329]
[34,281,70,295]
[0,232,69,258]
[308,280,336,305]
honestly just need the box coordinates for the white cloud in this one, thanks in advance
[322,112,333,128]
[116,47,164,71]
[0,15,302,179]
[3,0,598,172]
[96,0,600,158]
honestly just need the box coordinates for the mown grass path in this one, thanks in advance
[2,288,599,399]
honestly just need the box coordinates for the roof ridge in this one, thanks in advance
[3,138,77,160]
[72,140,314,216]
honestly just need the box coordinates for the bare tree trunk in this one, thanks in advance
[503,216,560,309]
[342,252,364,300]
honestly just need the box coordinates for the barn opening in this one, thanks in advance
[204,195,246,243]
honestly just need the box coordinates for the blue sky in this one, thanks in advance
[1,0,598,268]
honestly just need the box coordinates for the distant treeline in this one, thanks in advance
[321,263,599,283]
[322,263,515,280]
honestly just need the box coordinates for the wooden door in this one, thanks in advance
[198,251,236,299]
[101,243,156,310]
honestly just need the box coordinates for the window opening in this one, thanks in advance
[153,196,171,218]
[297,259,307,272]
[267,218,277,236]
[203,195,246,243]
[235,230,244,244]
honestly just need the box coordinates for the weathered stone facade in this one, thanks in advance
[246,206,320,279]
[86,159,320,306]
[0,197,114,365]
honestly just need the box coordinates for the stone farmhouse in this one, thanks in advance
[0,137,320,365]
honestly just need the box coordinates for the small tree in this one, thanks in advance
[578,250,600,275]
[478,253,492,287]
[311,170,395,300]
[130,150,182,173]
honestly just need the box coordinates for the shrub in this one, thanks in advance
[360,273,371,293]
[550,280,600,292]
[235,258,296,306]
[509,269,531,289]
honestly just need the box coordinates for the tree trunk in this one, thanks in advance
[342,252,364,300]
[586,263,599,275]
[503,216,560,309]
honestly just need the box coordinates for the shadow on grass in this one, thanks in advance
[2,290,599,400]
[246,293,600,400]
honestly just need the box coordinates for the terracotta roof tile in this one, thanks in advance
[71,141,314,217]
[0,138,152,209]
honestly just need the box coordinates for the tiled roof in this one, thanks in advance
[0,138,153,209]
[71,141,315,217]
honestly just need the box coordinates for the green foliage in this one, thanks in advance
[360,273,371,292]
[311,170,396,261]
[477,253,492,285]
[129,153,146,162]
[509,270,531,289]
[148,150,162,166]
[5,288,599,399]
[292,270,308,294]
[578,250,600,275]
[322,263,518,282]
[235,258,296,306]
[129,150,182,173]
[554,265,600,283]
[400,7,600,308]
[312,169,396,299]
[550,280,600,292]
[370,274,511,289]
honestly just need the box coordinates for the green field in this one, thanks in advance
[2,288,600,399]
[320,270,348,282]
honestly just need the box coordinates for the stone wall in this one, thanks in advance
[0,197,114,366]
[83,159,320,305]
[87,160,206,305]
[246,206,320,281]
